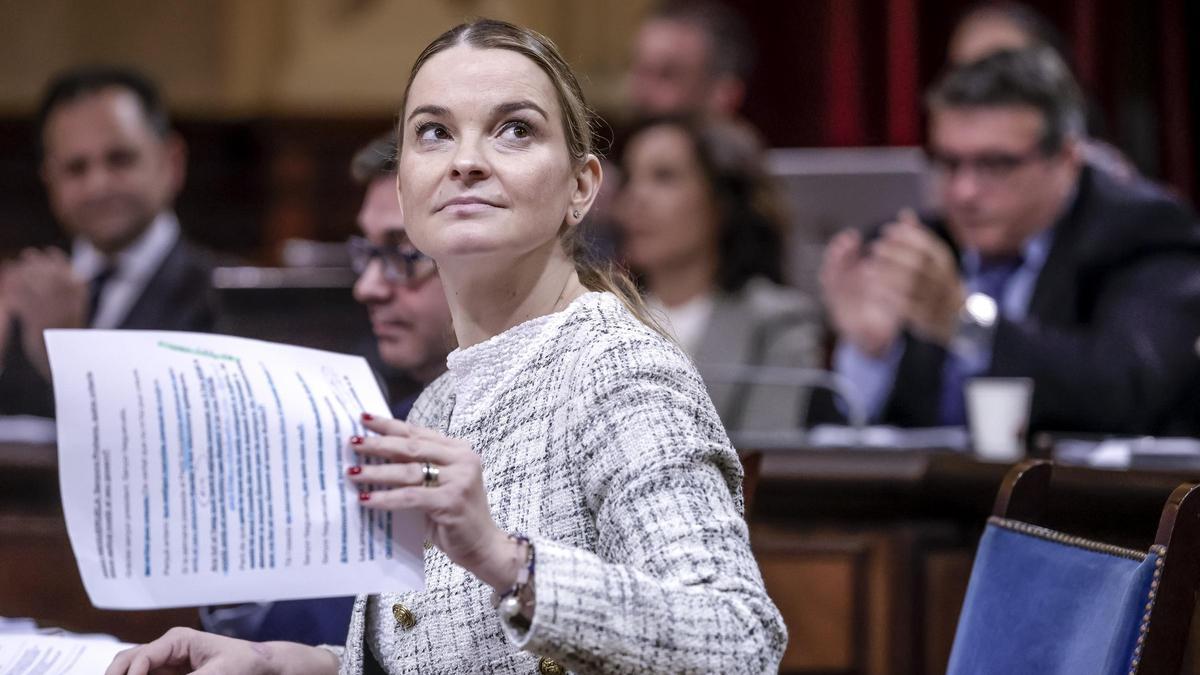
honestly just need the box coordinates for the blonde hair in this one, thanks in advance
[397,18,659,331]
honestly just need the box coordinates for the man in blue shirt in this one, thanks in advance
[821,47,1200,436]
[200,133,454,646]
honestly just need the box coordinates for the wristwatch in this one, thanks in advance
[951,292,999,360]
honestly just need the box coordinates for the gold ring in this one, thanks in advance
[421,461,439,488]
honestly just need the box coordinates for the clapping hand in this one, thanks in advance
[2,248,88,378]
[868,209,964,346]
[821,209,965,352]
[820,228,905,356]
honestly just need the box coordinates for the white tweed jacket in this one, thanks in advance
[334,292,786,674]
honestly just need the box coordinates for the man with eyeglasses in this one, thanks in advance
[346,133,453,419]
[200,132,453,646]
[820,47,1200,436]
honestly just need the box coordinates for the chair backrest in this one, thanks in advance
[738,450,763,517]
[947,460,1200,675]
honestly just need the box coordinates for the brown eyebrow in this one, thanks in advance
[406,101,549,122]
[407,104,449,121]
[493,100,548,120]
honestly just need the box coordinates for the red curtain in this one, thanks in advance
[737,0,1196,202]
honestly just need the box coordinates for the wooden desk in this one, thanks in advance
[5,439,1196,671]
[0,441,198,643]
[749,447,1200,674]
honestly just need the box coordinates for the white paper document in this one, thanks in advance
[45,330,425,610]
[0,634,130,675]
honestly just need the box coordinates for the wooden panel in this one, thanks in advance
[0,514,199,643]
[754,525,873,674]
[0,444,198,644]
[867,530,907,675]
[921,549,973,674]
[760,552,858,672]
[1184,605,1200,674]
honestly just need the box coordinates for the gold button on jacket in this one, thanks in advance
[537,657,565,675]
[392,603,416,630]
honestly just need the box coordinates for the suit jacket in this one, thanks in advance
[881,166,1200,436]
[693,277,822,435]
[332,293,785,674]
[0,237,215,417]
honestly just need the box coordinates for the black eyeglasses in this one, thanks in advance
[346,235,436,285]
[927,147,1049,185]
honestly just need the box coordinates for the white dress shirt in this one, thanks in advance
[71,213,181,329]
[645,292,714,357]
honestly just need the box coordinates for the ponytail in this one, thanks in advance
[565,231,669,338]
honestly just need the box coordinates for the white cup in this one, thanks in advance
[966,377,1033,462]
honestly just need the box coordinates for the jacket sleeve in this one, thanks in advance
[501,334,787,673]
[0,319,56,417]
[990,250,1200,434]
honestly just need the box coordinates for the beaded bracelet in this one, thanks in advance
[491,532,535,629]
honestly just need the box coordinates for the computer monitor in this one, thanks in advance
[210,266,423,406]
[767,146,932,298]
[212,266,366,354]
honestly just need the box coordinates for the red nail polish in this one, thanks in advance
[359,491,371,502]
[348,465,362,475]
[350,435,363,445]
[361,412,374,421]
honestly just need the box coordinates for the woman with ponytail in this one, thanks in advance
[107,19,785,675]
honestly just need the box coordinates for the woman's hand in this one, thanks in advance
[348,414,527,591]
[104,627,337,675]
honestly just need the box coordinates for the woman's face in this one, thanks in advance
[616,124,720,273]
[398,44,592,267]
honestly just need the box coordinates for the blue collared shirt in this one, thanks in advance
[835,226,1057,422]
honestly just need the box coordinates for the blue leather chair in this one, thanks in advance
[947,460,1199,674]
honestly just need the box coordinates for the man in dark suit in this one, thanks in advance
[821,47,1200,437]
[0,67,213,417]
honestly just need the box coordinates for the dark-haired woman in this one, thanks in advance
[617,116,821,437]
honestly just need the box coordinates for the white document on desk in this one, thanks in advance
[0,634,131,674]
[45,330,425,610]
